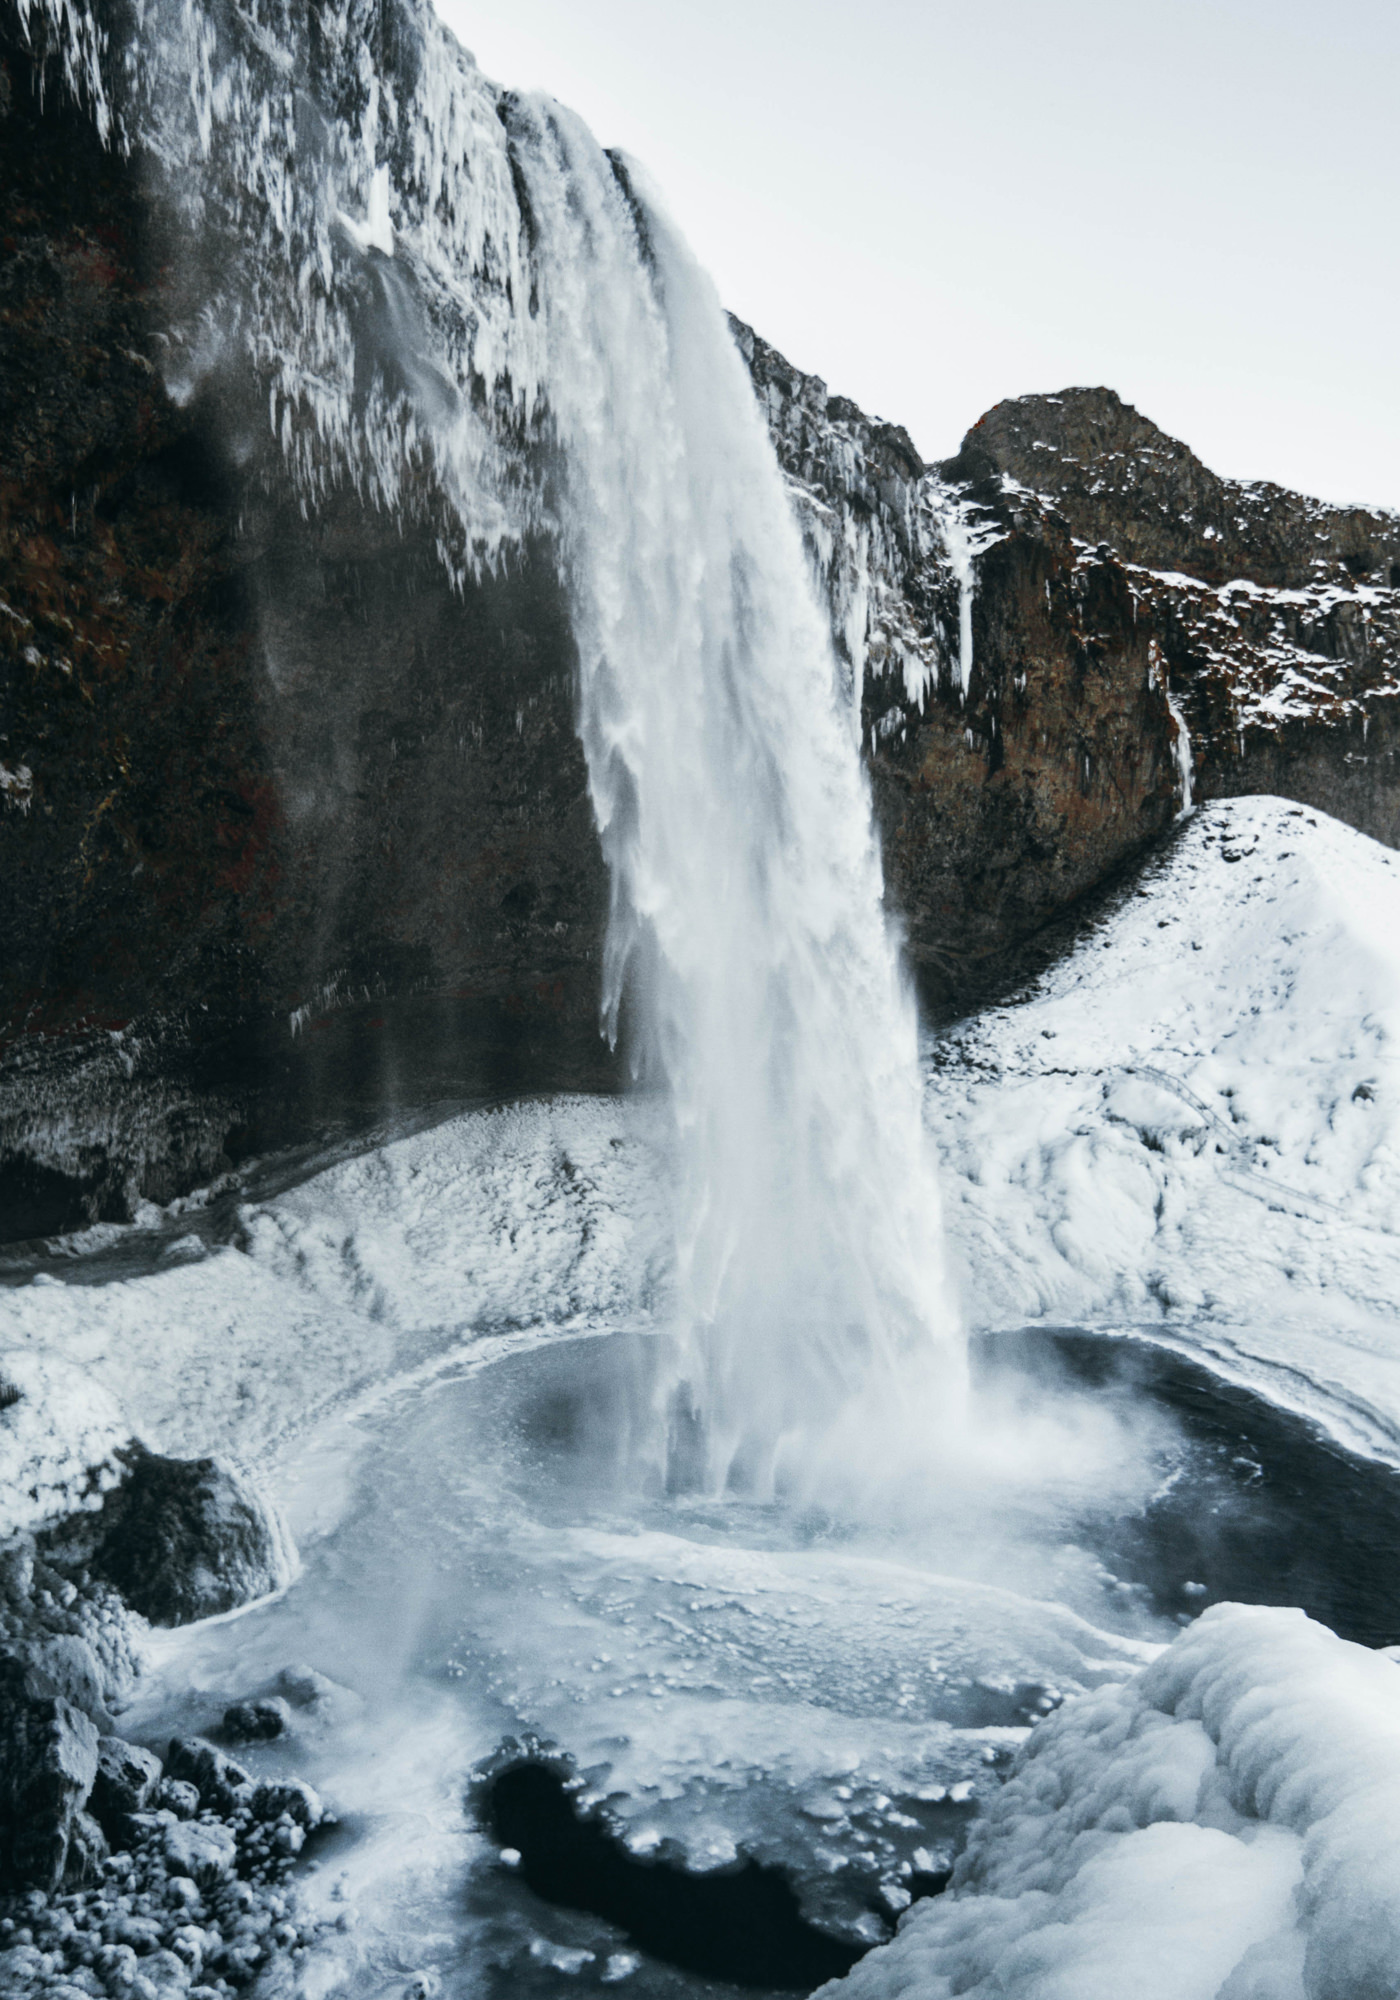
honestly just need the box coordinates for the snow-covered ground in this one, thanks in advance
[932,796,1400,1460]
[0,1098,670,1536]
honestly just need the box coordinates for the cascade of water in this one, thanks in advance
[506,104,964,1494]
[1166,689,1196,814]
[16,0,965,1489]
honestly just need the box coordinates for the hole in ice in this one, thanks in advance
[479,1758,872,1990]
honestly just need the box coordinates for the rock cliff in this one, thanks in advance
[1,0,1397,1235]
[741,334,1400,988]
[0,4,610,1235]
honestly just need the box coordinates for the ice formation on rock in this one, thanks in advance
[819,1602,1400,2000]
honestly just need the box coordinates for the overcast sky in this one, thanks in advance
[437,0,1397,510]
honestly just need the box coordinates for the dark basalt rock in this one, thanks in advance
[249,1777,322,1829]
[164,1736,253,1813]
[81,1445,294,1626]
[222,1694,290,1743]
[89,1736,162,1827]
[0,1650,100,1893]
[154,1776,199,1819]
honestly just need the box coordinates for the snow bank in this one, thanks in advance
[236,1094,668,1337]
[821,1602,1400,2000]
[931,797,1400,1453]
[0,1097,666,1532]
[0,1348,128,1536]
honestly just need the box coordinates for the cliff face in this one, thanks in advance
[0,13,610,1235]
[2,0,1397,1236]
[742,348,1400,983]
[954,389,1400,847]
[741,329,1184,977]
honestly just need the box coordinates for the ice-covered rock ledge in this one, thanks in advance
[817,1601,1400,2000]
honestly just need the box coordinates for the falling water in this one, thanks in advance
[19,0,965,1491]
[507,105,963,1494]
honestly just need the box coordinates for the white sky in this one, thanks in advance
[435,0,1397,511]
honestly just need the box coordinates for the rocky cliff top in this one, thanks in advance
[951,386,1400,591]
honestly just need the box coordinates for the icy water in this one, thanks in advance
[108,1318,1400,2000]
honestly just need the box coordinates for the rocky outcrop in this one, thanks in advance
[0,1450,323,1970]
[0,1652,100,1893]
[952,388,1400,849]
[70,1445,296,1626]
[742,344,1400,991]
[959,387,1400,589]
[0,1708,333,1986]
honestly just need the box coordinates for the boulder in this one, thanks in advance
[164,1737,252,1813]
[85,1445,296,1626]
[89,1736,162,1825]
[223,1695,291,1743]
[155,1777,199,1819]
[249,1777,323,1829]
[26,1632,111,1727]
[162,1818,237,1888]
[0,1651,99,1892]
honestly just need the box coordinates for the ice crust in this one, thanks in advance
[820,1602,1400,2000]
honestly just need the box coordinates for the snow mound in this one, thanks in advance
[236,1094,668,1336]
[821,1601,1400,2000]
[931,797,1400,1451]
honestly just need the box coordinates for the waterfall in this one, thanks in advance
[17,0,964,1491]
[1166,688,1196,814]
[507,106,962,1493]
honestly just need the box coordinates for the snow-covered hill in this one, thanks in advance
[932,796,1400,1458]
